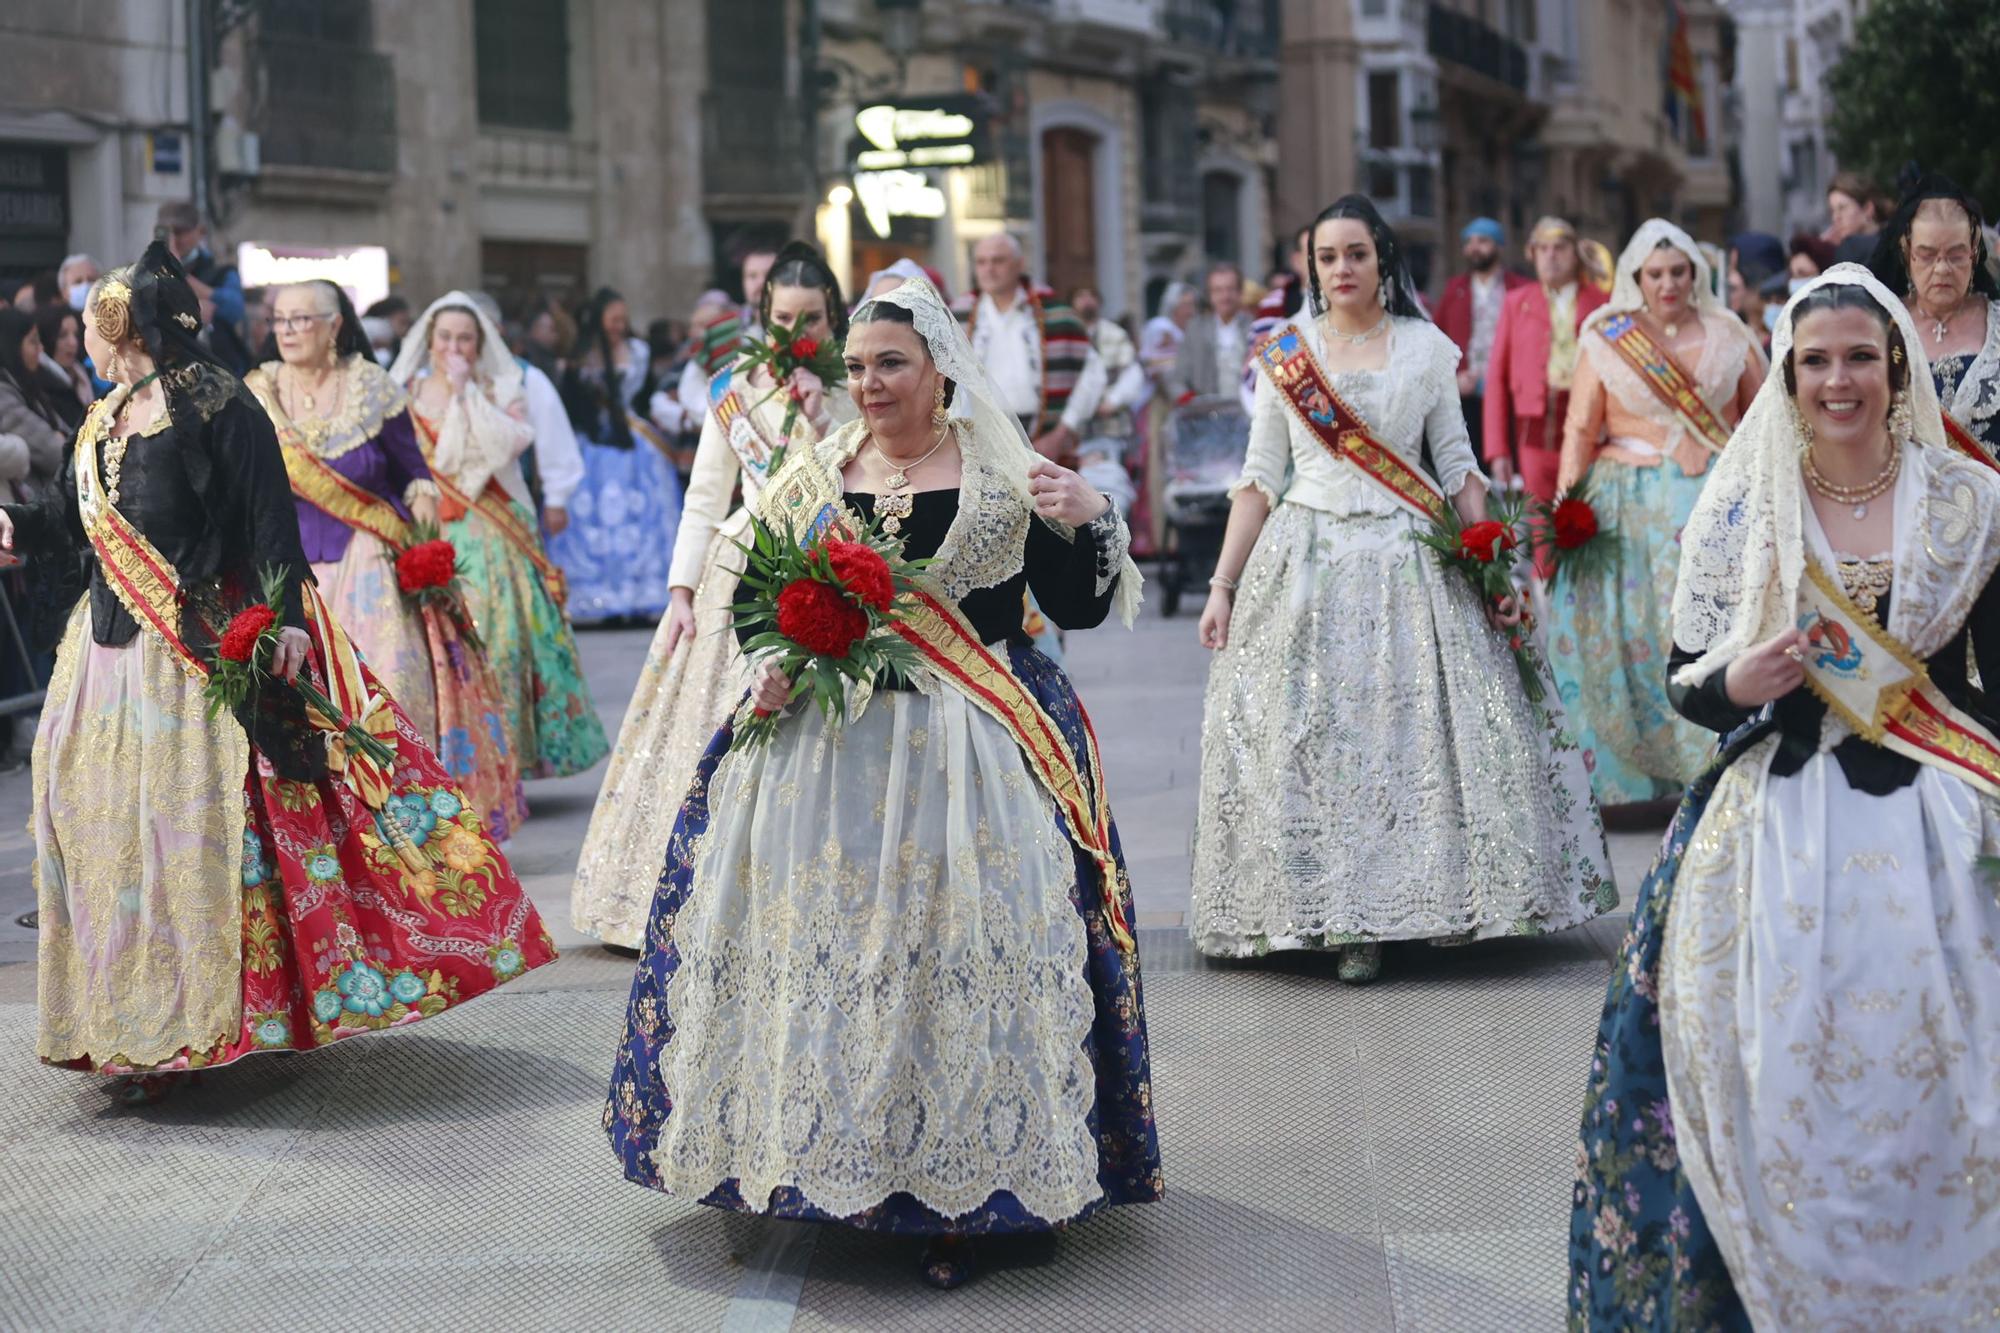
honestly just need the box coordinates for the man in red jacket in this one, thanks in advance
[1433,217,1530,461]
[1483,216,1608,505]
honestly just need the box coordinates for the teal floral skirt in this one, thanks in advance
[1546,460,1717,805]
[448,501,609,779]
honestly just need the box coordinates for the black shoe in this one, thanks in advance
[920,1236,975,1290]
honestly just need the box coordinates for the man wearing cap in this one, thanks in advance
[1434,217,1530,461]
[1483,216,1608,510]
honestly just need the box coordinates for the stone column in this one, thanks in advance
[1275,0,1359,236]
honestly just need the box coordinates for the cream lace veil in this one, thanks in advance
[1584,218,1722,334]
[388,291,525,408]
[861,278,1143,625]
[1671,263,1945,686]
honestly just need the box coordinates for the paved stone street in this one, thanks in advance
[0,607,1660,1331]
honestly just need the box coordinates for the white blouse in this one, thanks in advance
[1233,316,1478,518]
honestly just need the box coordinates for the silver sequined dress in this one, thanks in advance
[1190,316,1614,956]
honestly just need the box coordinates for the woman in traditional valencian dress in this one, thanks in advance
[1549,220,1766,809]
[1189,195,1613,983]
[1570,266,2000,1328]
[571,244,854,949]
[604,280,1160,1289]
[550,288,682,624]
[1868,173,2000,464]
[246,281,526,839]
[391,294,607,779]
[1,243,555,1104]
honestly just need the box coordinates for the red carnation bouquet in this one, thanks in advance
[734,316,846,472]
[204,568,399,770]
[1412,493,1546,703]
[728,512,929,750]
[388,521,482,650]
[1539,468,1620,589]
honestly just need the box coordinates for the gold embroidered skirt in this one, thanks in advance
[1191,502,1615,954]
[1659,737,2000,1326]
[32,604,250,1067]
[648,688,1102,1223]
[571,510,756,947]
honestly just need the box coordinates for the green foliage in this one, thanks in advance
[1827,0,2000,216]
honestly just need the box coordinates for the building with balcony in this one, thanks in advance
[812,0,1280,324]
[1280,0,1734,300]
[0,0,807,326]
[1728,0,1869,239]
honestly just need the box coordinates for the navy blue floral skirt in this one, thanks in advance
[603,645,1162,1234]
[1566,724,1763,1330]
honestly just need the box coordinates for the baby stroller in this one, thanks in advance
[1157,394,1251,616]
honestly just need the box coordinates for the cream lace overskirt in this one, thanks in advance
[1191,502,1614,953]
[649,688,1103,1223]
[33,604,250,1066]
[1660,736,2000,1325]
[571,511,754,946]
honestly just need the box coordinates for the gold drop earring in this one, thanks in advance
[931,378,949,428]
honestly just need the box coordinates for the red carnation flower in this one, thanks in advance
[824,540,894,611]
[790,337,821,362]
[396,539,458,594]
[218,604,277,664]
[775,578,870,658]
[1551,497,1600,551]
[1456,519,1516,563]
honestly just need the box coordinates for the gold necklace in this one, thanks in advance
[1803,441,1901,519]
[870,424,950,535]
[285,361,342,416]
[102,372,164,505]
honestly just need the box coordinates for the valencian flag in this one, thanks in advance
[1664,0,1707,144]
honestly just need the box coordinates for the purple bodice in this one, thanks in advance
[294,409,431,563]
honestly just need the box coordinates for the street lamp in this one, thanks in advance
[1410,100,1441,155]
[878,0,922,62]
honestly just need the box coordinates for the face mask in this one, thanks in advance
[1763,303,1781,333]
[67,282,90,311]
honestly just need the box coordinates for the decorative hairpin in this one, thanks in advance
[174,311,199,331]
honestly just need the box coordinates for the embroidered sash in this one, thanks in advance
[75,410,406,809]
[1597,313,1734,454]
[1796,557,2000,796]
[1942,409,2000,474]
[1252,328,1448,521]
[757,459,1136,951]
[708,362,785,484]
[411,413,568,607]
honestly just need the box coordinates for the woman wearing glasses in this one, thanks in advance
[247,281,526,838]
[1868,174,2000,461]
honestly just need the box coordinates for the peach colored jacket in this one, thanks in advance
[1557,309,1766,493]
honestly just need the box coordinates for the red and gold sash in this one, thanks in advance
[1797,558,2000,796]
[277,436,414,550]
[757,458,1136,951]
[1596,313,1734,454]
[1252,326,1448,521]
[1942,410,2000,475]
[412,413,568,607]
[74,404,404,809]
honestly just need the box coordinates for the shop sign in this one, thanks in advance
[236,242,391,311]
[853,169,946,239]
[851,95,989,172]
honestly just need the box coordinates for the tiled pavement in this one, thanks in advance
[0,607,1661,1331]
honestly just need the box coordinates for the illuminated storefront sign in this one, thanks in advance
[853,169,946,239]
[236,243,391,311]
[849,95,990,172]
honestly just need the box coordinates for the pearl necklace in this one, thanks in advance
[1321,312,1389,346]
[1803,441,1901,520]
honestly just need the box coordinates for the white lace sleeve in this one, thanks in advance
[1229,367,1289,508]
[1419,333,1480,496]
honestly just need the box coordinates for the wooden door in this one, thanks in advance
[1041,128,1098,296]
